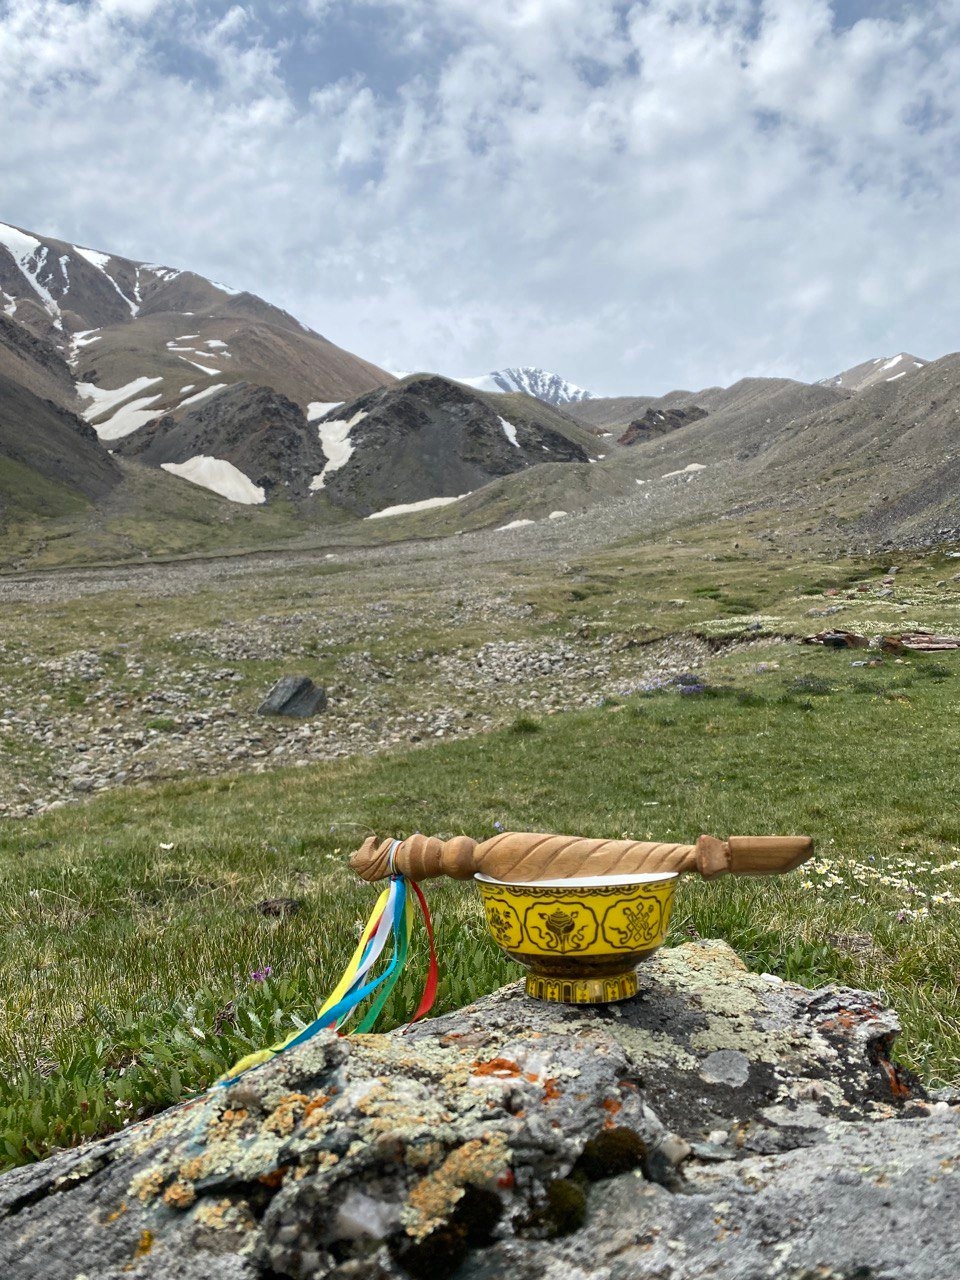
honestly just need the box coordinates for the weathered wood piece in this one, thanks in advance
[881,631,960,652]
[349,831,813,883]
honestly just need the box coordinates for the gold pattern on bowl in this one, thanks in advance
[476,872,677,1004]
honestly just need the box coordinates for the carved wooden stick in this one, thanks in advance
[350,831,813,883]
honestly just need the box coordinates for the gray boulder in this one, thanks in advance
[257,675,328,718]
[0,941,955,1280]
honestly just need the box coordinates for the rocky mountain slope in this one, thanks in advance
[819,352,926,392]
[113,383,329,505]
[458,366,595,404]
[0,220,392,438]
[311,374,591,516]
[742,352,960,545]
[110,373,592,514]
[0,372,121,518]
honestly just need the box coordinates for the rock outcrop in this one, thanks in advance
[0,941,956,1279]
[617,405,708,446]
[114,383,329,501]
[314,375,591,516]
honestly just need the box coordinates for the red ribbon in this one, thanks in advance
[405,879,439,1028]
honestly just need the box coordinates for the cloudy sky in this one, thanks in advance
[1,0,958,393]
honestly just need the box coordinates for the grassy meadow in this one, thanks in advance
[1,535,959,1169]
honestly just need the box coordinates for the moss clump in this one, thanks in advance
[575,1127,649,1182]
[543,1178,587,1236]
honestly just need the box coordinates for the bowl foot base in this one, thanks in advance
[525,969,638,1004]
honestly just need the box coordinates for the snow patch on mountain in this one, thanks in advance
[458,366,595,405]
[0,221,63,328]
[499,416,520,447]
[366,494,469,519]
[307,401,343,421]
[180,384,228,407]
[73,244,139,316]
[78,376,162,421]
[161,456,265,504]
[96,397,165,440]
[819,353,927,392]
[310,408,367,491]
[67,329,102,368]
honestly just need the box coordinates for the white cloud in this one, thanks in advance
[1,0,959,392]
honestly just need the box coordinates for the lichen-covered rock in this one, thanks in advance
[0,942,955,1280]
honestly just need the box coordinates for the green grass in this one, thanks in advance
[2,643,959,1169]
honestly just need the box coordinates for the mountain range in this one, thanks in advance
[456,367,595,404]
[0,219,390,438]
[1,215,955,564]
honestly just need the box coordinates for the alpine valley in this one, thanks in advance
[0,217,954,567]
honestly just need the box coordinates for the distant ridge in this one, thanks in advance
[457,366,595,405]
[0,219,392,439]
[819,353,926,393]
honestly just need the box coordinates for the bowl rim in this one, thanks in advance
[475,871,679,888]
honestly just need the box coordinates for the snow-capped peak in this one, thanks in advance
[457,366,596,405]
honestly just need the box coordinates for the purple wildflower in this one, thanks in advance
[494,820,504,832]
[250,966,273,983]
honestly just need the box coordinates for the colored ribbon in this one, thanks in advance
[217,853,438,1085]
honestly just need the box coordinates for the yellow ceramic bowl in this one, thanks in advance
[476,871,677,1004]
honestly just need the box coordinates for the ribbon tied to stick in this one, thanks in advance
[218,843,438,1085]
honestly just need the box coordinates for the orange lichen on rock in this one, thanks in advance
[472,1057,521,1078]
[206,1106,250,1144]
[178,1155,210,1183]
[262,1092,309,1137]
[163,1179,197,1211]
[301,1094,332,1129]
[602,1096,623,1128]
[406,1134,511,1240]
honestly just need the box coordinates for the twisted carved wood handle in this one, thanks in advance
[350,831,813,883]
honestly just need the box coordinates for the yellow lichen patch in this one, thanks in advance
[406,1134,511,1240]
[206,1106,250,1145]
[134,1229,154,1257]
[162,1179,197,1210]
[262,1092,309,1137]
[178,1154,212,1183]
[104,1203,127,1224]
[192,1197,255,1235]
[129,1168,166,1204]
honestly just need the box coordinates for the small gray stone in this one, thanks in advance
[700,1048,751,1087]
